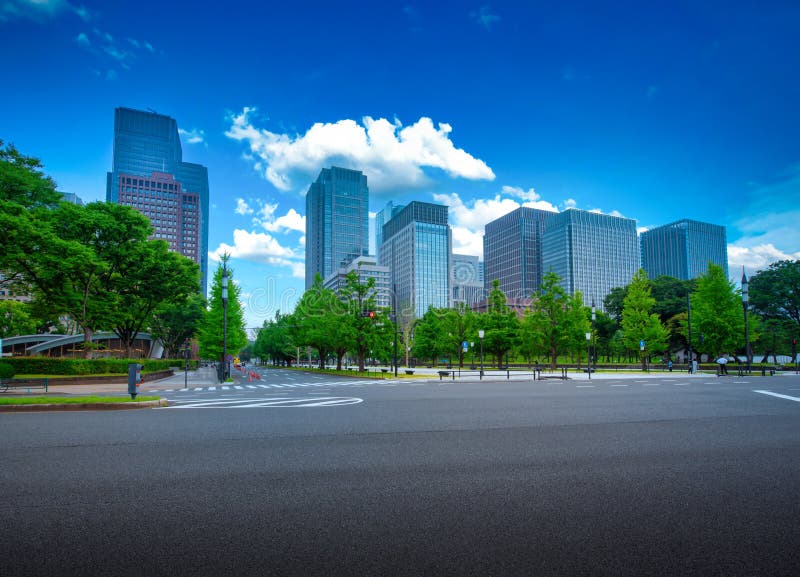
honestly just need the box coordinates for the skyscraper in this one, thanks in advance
[541,209,639,309]
[379,201,451,319]
[640,219,728,280]
[483,207,556,299]
[375,200,405,262]
[305,167,369,289]
[451,253,484,306]
[106,107,209,293]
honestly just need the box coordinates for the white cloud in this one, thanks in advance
[209,230,304,278]
[75,32,89,47]
[234,198,253,215]
[225,108,495,193]
[433,188,559,257]
[178,127,205,145]
[563,198,577,209]
[728,243,800,278]
[264,208,305,234]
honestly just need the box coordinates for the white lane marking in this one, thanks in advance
[635,380,648,383]
[168,397,290,408]
[733,381,749,384]
[257,384,269,389]
[753,390,800,403]
[222,386,230,390]
[576,385,594,388]
[234,386,243,390]
[381,384,397,387]
[193,387,203,391]
[643,384,660,386]
[246,385,257,389]
[673,383,690,386]
[207,387,216,391]
[610,384,629,387]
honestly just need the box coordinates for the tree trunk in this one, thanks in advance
[83,327,92,359]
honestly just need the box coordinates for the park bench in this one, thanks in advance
[405,370,414,375]
[0,378,49,393]
[437,370,451,380]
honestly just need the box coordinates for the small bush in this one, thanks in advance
[1,357,197,375]
[0,362,16,379]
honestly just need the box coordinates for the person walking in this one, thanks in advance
[716,356,729,375]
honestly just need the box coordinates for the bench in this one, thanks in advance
[0,378,49,393]
[405,370,414,375]
[381,368,388,373]
[437,370,451,381]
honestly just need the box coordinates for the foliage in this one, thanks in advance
[621,269,670,369]
[0,300,38,337]
[480,280,519,367]
[521,272,587,369]
[339,270,389,371]
[289,274,342,368]
[198,256,248,361]
[690,263,746,358]
[253,311,296,365]
[412,307,449,364]
[0,357,181,375]
[149,293,207,358]
[0,396,161,406]
[650,276,695,322]
[749,260,800,327]
[0,361,15,379]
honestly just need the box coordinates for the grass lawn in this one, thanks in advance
[0,396,161,405]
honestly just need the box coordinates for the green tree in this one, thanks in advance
[412,307,448,366]
[198,256,248,364]
[112,239,201,357]
[149,293,207,358]
[521,272,586,369]
[0,300,37,337]
[690,264,745,359]
[621,269,670,369]
[749,260,800,328]
[253,311,296,366]
[480,280,519,367]
[289,274,340,369]
[440,303,476,368]
[340,270,387,371]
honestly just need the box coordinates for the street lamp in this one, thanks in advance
[589,301,597,379]
[478,329,484,380]
[221,260,228,383]
[184,338,190,389]
[742,267,750,373]
[687,292,693,374]
[393,283,399,378]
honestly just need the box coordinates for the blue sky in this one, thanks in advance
[2,0,799,330]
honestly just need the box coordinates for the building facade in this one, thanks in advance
[323,256,391,310]
[305,167,369,289]
[379,201,451,319]
[640,219,728,280]
[541,209,639,309]
[451,253,484,306]
[106,107,209,293]
[483,207,556,299]
[375,201,405,263]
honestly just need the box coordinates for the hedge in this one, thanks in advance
[1,357,199,376]
[0,362,15,379]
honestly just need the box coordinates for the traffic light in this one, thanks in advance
[360,310,376,318]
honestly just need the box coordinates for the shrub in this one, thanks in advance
[0,362,15,379]
[1,357,197,375]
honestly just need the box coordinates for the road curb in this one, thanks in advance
[0,399,168,412]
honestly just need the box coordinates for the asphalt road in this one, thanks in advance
[2,369,800,576]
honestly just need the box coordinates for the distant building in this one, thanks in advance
[640,219,728,280]
[106,107,209,294]
[483,207,556,299]
[451,253,485,306]
[375,201,405,263]
[323,256,391,310]
[541,209,639,309]
[60,192,84,206]
[379,201,451,319]
[305,167,369,289]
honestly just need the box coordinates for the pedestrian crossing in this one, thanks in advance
[150,380,386,393]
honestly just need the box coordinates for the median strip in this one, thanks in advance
[0,396,166,411]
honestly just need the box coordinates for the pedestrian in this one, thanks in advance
[667,359,673,372]
[716,356,728,375]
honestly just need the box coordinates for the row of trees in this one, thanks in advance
[255,259,800,371]
[0,141,248,361]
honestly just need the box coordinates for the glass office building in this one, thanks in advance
[451,253,484,305]
[379,201,451,319]
[640,219,728,280]
[305,167,369,289]
[483,207,556,299]
[375,201,405,263]
[541,209,639,309]
[106,107,209,294]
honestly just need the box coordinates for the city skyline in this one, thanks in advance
[2,0,799,328]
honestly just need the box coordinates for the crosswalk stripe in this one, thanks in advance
[234,386,243,390]
[222,386,230,390]
[257,384,269,389]
[246,385,257,389]
[208,387,216,391]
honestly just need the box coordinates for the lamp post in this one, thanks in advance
[589,301,597,379]
[687,292,693,374]
[184,338,189,389]
[478,329,484,380]
[221,260,228,383]
[741,267,750,373]
[393,284,399,378]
